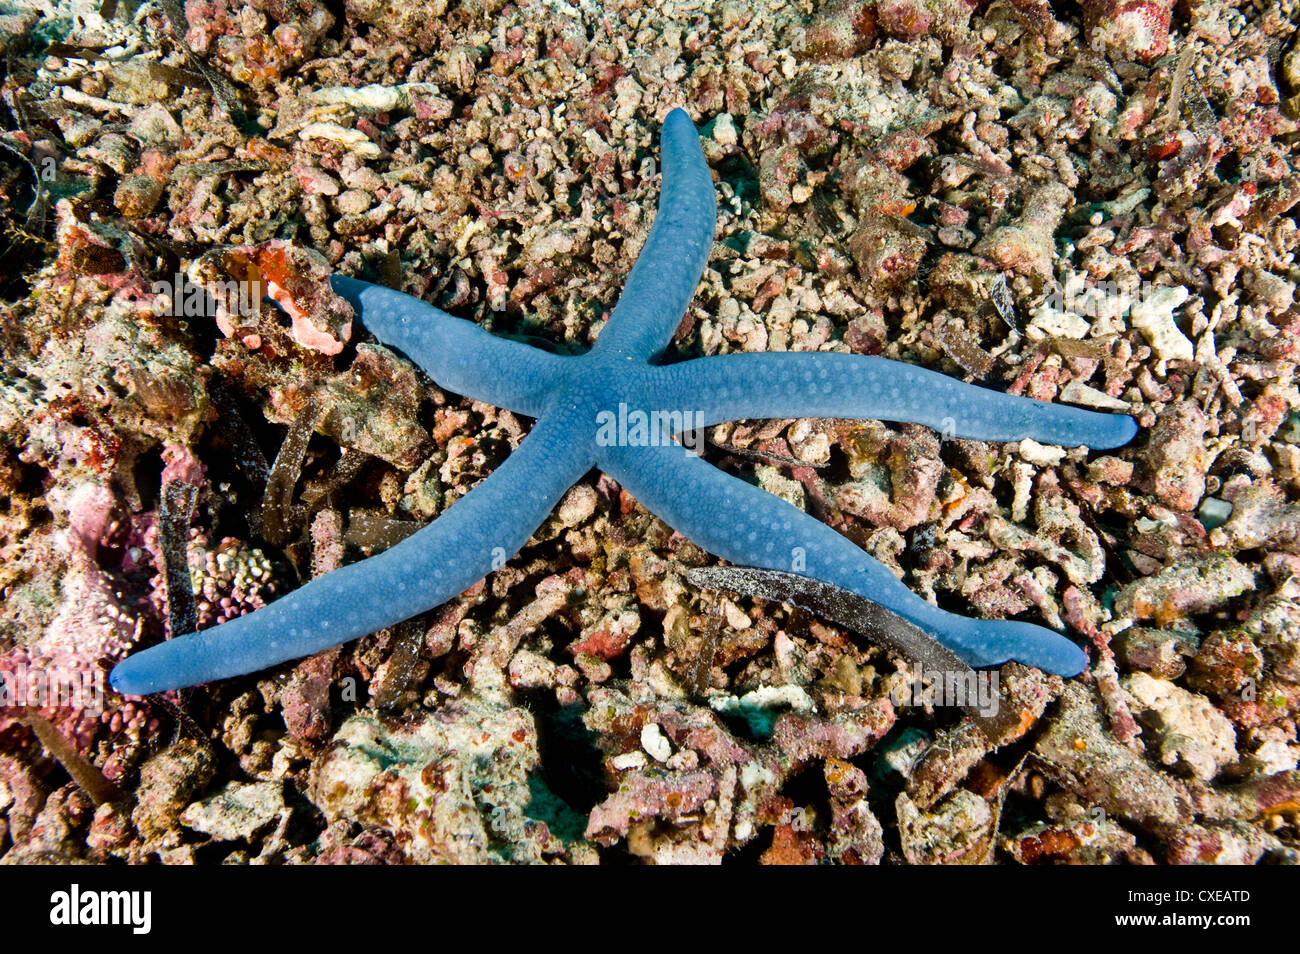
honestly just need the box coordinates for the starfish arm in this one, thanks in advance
[647,352,1138,448]
[589,108,717,361]
[598,441,1087,675]
[110,414,595,694]
[331,275,569,417]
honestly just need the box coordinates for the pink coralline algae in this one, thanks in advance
[876,0,975,41]
[0,484,155,758]
[1083,0,1174,63]
[185,0,335,88]
[798,0,977,57]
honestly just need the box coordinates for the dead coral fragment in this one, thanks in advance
[198,241,353,355]
[1139,401,1210,512]
[1215,478,1300,554]
[180,781,286,843]
[1129,286,1193,362]
[1164,822,1281,865]
[309,703,575,864]
[131,742,217,849]
[1113,555,1255,626]
[837,422,941,531]
[582,685,892,861]
[824,757,885,864]
[1122,673,1238,781]
[973,183,1072,278]
[1035,683,1196,831]
[987,495,1106,587]
[1113,627,1198,680]
[896,790,993,865]
[798,0,877,60]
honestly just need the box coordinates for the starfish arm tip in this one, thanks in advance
[1111,413,1141,448]
[958,619,1089,677]
[327,273,566,415]
[663,106,694,133]
[110,650,176,697]
[592,108,715,360]
[1019,400,1142,450]
[1075,410,1140,450]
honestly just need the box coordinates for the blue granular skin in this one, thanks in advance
[110,109,1136,694]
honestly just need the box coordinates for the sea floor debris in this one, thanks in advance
[0,0,1299,865]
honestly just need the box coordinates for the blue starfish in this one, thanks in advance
[110,109,1137,695]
